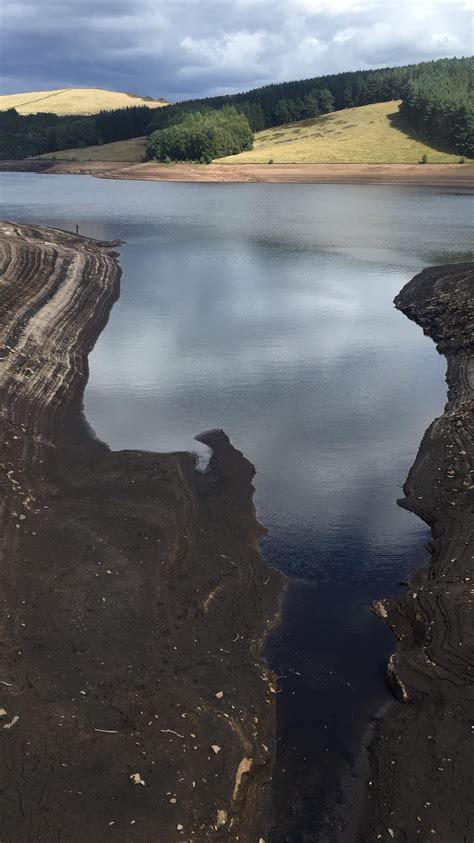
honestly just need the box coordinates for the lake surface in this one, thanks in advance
[1,173,472,839]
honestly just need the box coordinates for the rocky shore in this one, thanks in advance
[359,263,474,842]
[0,221,283,841]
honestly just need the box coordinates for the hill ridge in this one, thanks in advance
[0,87,168,116]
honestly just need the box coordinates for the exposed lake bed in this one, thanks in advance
[0,174,472,840]
[1,158,473,188]
[0,221,283,841]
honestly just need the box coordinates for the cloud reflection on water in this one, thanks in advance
[0,175,470,583]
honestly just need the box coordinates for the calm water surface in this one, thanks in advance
[1,173,472,839]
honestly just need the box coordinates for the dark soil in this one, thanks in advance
[356,263,474,843]
[0,221,283,842]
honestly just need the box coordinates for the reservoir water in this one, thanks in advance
[1,173,472,839]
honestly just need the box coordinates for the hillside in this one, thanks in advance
[2,58,471,163]
[0,88,168,115]
[38,101,469,165]
[39,137,147,162]
[219,102,468,164]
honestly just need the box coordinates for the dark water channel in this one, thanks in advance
[1,174,472,840]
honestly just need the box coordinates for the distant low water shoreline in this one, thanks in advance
[1,158,474,187]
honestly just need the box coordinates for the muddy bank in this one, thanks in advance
[0,221,283,841]
[1,159,473,186]
[358,263,474,842]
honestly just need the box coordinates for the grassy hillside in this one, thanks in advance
[0,88,168,116]
[220,102,468,164]
[39,137,147,162]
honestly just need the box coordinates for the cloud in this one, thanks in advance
[180,30,266,78]
[0,0,472,99]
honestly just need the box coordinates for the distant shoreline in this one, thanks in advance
[1,159,473,187]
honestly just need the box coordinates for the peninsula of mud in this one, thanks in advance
[358,262,474,842]
[0,221,283,841]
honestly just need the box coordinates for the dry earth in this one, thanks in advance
[1,159,473,187]
[0,221,283,842]
[358,263,474,843]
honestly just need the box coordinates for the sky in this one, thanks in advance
[0,0,472,101]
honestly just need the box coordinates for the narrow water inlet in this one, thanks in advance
[264,567,423,838]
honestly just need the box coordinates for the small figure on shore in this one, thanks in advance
[75,224,79,235]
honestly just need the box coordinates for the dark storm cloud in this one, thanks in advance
[1,0,472,99]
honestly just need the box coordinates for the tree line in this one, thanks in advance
[146,107,253,162]
[235,88,335,129]
[399,60,473,157]
[148,57,467,132]
[0,105,156,159]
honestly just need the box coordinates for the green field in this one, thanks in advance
[39,137,147,162]
[0,88,168,116]
[220,102,468,164]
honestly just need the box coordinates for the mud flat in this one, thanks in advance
[1,159,473,186]
[0,221,283,841]
[358,263,474,842]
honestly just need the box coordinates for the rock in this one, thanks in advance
[372,600,388,619]
[216,809,227,826]
[2,715,19,730]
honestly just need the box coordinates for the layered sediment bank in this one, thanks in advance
[0,159,473,186]
[0,221,283,841]
[359,263,474,842]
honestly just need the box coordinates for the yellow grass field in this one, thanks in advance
[220,102,468,164]
[0,88,168,116]
[39,137,147,162]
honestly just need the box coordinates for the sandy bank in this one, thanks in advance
[0,221,283,841]
[1,159,473,186]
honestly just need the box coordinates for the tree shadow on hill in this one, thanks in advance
[387,109,465,160]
